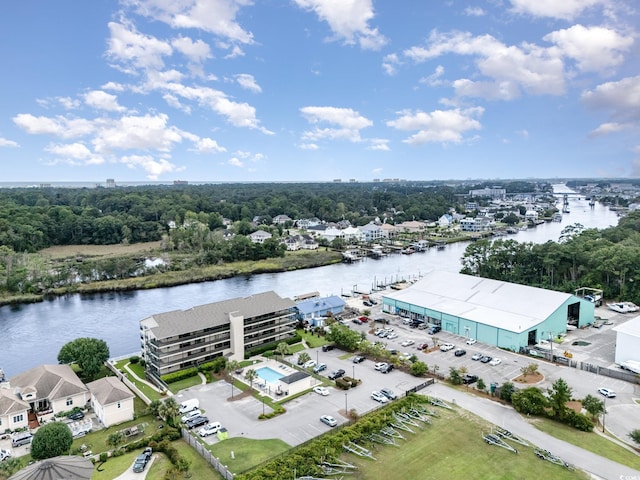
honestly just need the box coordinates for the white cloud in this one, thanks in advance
[294,0,387,50]
[516,129,529,138]
[84,90,127,112]
[171,36,212,63]
[367,138,390,151]
[107,20,172,73]
[588,122,631,137]
[582,76,640,136]
[235,74,262,93]
[13,114,95,139]
[387,107,484,145]
[120,154,181,180]
[382,53,400,76]
[299,143,319,150]
[123,0,254,44]
[509,0,605,20]
[45,142,104,165]
[419,65,446,87]
[464,6,485,16]
[544,25,633,73]
[101,81,126,92]
[228,157,244,167]
[300,106,373,143]
[404,30,566,99]
[92,113,183,153]
[0,137,18,147]
[193,137,226,153]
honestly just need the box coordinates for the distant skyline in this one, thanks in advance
[1,1,639,182]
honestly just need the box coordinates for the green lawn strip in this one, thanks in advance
[72,415,163,456]
[169,374,204,392]
[530,418,640,470]
[209,437,291,474]
[297,330,328,348]
[345,410,588,480]
[287,343,305,354]
[113,359,163,402]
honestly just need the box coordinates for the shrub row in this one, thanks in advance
[161,367,198,384]
[245,334,302,359]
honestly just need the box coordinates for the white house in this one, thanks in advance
[343,226,365,243]
[359,223,384,242]
[320,227,344,243]
[273,215,292,225]
[248,230,273,244]
[0,387,30,431]
[86,377,135,427]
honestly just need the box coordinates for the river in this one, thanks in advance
[0,185,619,377]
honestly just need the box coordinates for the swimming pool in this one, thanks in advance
[256,366,284,383]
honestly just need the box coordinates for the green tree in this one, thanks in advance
[511,387,548,416]
[410,361,428,376]
[547,378,572,420]
[499,382,515,402]
[245,369,258,390]
[31,422,73,460]
[158,397,180,427]
[449,367,462,385]
[146,399,162,418]
[107,432,124,449]
[275,342,290,360]
[325,323,361,351]
[629,429,640,445]
[520,363,539,377]
[582,394,604,420]
[297,352,311,365]
[476,378,486,392]
[57,337,110,381]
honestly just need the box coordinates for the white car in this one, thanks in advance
[387,332,399,340]
[598,387,616,398]
[181,409,203,423]
[198,422,222,437]
[313,386,329,396]
[371,391,389,403]
[489,358,502,366]
[320,415,337,427]
[303,359,317,369]
[374,362,389,371]
[0,448,11,462]
[465,338,477,345]
[401,339,415,347]
[440,343,455,352]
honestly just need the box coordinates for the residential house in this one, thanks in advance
[0,387,30,431]
[86,377,135,427]
[140,291,297,378]
[320,227,344,243]
[281,236,301,251]
[359,223,384,242]
[299,234,319,250]
[460,217,494,232]
[9,365,89,417]
[273,215,292,225]
[248,230,273,244]
[296,296,346,326]
[342,226,365,243]
[438,214,453,227]
[296,218,321,229]
[395,220,427,233]
[380,223,396,238]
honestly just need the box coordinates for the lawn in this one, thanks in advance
[341,409,588,480]
[210,437,291,474]
[530,417,640,470]
[297,329,329,348]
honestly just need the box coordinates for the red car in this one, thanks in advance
[417,343,429,350]
[358,316,369,323]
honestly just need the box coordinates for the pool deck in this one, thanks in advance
[234,357,316,400]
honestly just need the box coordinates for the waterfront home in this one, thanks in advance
[248,230,273,244]
[86,377,134,427]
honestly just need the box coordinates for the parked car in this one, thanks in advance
[428,326,441,334]
[480,355,493,363]
[321,344,335,352]
[401,339,415,347]
[0,449,12,462]
[363,301,372,307]
[381,363,394,374]
[371,391,389,403]
[471,353,483,361]
[465,338,477,345]
[417,323,428,330]
[489,358,502,366]
[320,415,338,427]
[313,386,330,396]
[454,348,467,357]
[352,355,365,363]
[181,409,203,423]
[328,369,345,380]
[199,422,222,437]
[462,374,478,385]
[132,448,153,473]
[313,363,327,373]
[598,387,616,398]
[387,332,399,340]
[352,318,363,325]
[67,410,85,421]
[374,362,388,371]
[417,342,429,350]
[358,316,369,323]
[185,415,209,429]
[380,387,397,400]
[440,343,455,352]
[303,360,317,369]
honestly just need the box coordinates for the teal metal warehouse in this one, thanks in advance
[382,271,595,352]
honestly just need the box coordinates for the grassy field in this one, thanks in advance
[340,408,588,480]
[210,437,291,474]
[41,241,163,259]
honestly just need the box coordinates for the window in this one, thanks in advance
[117,402,121,409]
[66,398,73,406]
[12,414,24,423]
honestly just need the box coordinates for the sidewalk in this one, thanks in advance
[427,383,640,480]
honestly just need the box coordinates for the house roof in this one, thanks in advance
[86,376,134,406]
[9,364,87,402]
[383,271,574,334]
[296,296,345,314]
[0,387,30,416]
[613,315,640,338]
[142,291,295,339]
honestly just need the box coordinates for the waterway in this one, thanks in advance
[0,185,620,377]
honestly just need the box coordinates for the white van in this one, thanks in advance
[12,432,33,448]
[178,398,199,414]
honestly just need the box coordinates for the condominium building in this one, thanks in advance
[140,291,297,379]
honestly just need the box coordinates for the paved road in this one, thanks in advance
[112,454,157,480]
[427,382,640,480]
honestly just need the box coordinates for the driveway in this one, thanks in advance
[112,454,157,480]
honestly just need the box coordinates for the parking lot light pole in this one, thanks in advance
[352,365,355,380]
[602,396,606,433]
[345,392,348,416]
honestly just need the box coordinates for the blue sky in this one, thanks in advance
[0,1,638,182]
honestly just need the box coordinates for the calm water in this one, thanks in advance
[0,186,619,377]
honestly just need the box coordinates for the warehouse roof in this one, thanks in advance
[296,295,345,315]
[613,315,640,338]
[383,271,575,333]
[141,291,295,339]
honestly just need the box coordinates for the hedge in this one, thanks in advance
[161,367,198,384]
[245,334,302,359]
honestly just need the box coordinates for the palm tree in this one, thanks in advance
[275,342,290,360]
[158,397,180,427]
[245,369,258,391]
[297,352,311,366]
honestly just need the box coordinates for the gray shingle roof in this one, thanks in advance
[86,376,134,406]
[9,364,87,401]
[0,387,29,415]
[144,291,295,339]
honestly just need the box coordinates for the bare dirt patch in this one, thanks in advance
[566,400,582,413]
[40,241,162,259]
[513,371,544,384]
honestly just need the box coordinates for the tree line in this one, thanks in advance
[461,210,640,303]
